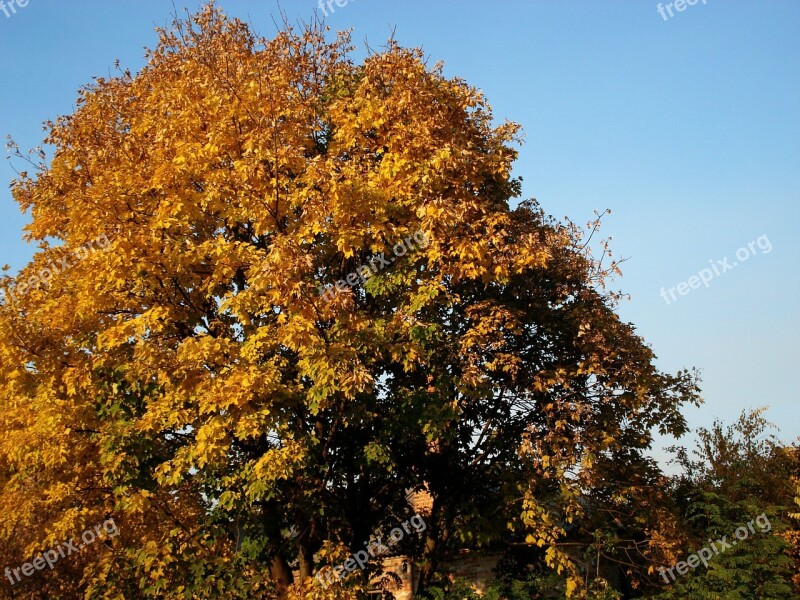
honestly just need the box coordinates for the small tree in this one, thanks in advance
[655,410,797,600]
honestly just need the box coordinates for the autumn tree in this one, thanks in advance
[654,410,797,599]
[0,4,700,598]
[787,453,800,593]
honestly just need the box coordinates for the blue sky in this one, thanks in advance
[1,1,798,462]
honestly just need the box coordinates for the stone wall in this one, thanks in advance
[375,555,417,600]
[439,551,501,594]
[377,551,500,599]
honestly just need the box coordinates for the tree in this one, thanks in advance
[0,4,700,598]
[654,410,797,600]
[782,442,800,594]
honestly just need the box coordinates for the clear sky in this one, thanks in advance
[1,1,798,462]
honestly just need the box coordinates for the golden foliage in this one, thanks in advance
[0,4,698,598]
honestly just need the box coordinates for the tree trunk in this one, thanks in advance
[298,540,314,581]
[270,555,292,599]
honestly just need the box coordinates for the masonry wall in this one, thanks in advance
[439,552,501,595]
[377,551,500,599]
[377,556,417,600]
